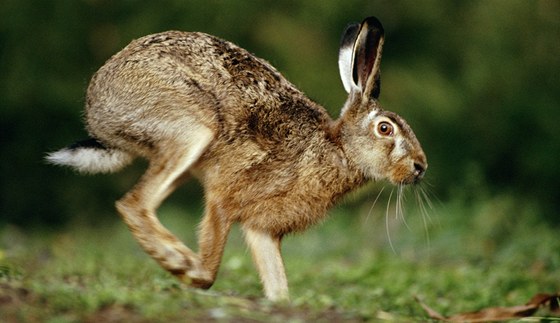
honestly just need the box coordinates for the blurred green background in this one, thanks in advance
[1,0,559,227]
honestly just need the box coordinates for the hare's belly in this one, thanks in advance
[202,165,332,236]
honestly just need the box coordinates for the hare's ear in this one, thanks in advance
[349,17,385,100]
[338,23,360,93]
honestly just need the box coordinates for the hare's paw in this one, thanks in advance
[158,242,213,288]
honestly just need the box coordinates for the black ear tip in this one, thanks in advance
[340,23,359,47]
[361,16,384,33]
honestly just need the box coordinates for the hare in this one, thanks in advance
[47,16,427,301]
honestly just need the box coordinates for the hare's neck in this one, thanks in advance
[316,122,368,204]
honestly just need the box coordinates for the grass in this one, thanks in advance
[1,190,559,322]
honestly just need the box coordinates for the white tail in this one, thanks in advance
[46,139,133,174]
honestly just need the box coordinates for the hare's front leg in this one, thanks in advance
[116,127,214,286]
[194,200,233,289]
[243,226,289,301]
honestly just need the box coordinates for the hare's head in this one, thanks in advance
[338,17,427,185]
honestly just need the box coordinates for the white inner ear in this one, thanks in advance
[338,44,356,93]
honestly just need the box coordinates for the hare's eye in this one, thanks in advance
[377,121,394,136]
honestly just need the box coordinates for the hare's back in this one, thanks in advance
[86,31,330,154]
[95,31,297,102]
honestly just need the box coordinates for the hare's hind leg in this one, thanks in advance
[243,227,289,301]
[116,126,214,287]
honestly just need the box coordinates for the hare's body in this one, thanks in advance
[88,31,363,236]
[48,17,427,301]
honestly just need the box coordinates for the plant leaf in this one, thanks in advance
[416,292,560,321]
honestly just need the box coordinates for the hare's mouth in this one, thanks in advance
[390,161,426,185]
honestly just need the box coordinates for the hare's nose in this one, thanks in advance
[413,161,426,180]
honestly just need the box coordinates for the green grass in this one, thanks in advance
[1,192,559,322]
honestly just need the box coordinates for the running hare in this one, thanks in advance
[47,17,427,301]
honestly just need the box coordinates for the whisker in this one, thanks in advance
[398,185,412,231]
[415,188,431,249]
[396,187,400,226]
[385,188,397,254]
[395,185,400,219]
[416,187,431,224]
[419,181,440,211]
[419,184,441,230]
[366,186,385,224]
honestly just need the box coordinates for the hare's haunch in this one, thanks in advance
[47,17,427,301]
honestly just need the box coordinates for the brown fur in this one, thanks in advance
[48,17,427,301]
